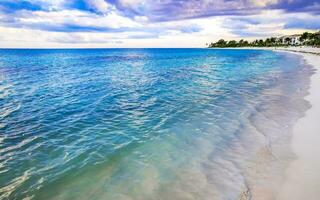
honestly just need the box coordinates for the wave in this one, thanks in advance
[0,49,313,200]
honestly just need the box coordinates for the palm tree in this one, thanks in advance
[258,39,264,46]
[270,37,276,45]
[299,32,310,45]
[228,40,237,47]
[285,37,291,45]
[265,38,272,46]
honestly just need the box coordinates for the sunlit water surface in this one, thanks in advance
[0,49,313,200]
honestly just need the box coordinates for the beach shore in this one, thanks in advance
[273,47,320,200]
[217,46,320,199]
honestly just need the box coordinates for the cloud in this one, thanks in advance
[179,25,203,33]
[271,0,320,13]
[84,0,112,13]
[220,10,320,38]
[249,0,279,7]
[0,0,319,47]
[108,0,320,21]
[126,32,159,39]
[47,33,123,43]
[0,9,141,32]
[1,0,319,21]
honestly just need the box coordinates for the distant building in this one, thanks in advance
[279,34,301,45]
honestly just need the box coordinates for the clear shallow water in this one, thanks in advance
[0,49,312,199]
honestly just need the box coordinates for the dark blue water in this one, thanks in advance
[0,49,311,199]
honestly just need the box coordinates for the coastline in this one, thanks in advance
[209,46,319,53]
[242,47,320,199]
[274,48,320,199]
[215,46,320,199]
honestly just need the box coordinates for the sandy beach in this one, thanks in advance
[222,46,320,199]
[274,47,320,200]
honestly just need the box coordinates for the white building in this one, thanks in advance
[279,34,301,45]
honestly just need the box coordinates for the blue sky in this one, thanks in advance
[0,0,319,47]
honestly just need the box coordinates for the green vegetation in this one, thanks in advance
[300,32,320,46]
[208,37,283,48]
[208,31,320,48]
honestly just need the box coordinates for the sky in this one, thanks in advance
[0,0,319,48]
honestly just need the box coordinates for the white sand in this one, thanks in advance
[275,46,320,55]
[210,46,320,199]
[219,46,320,55]
[274,48,320,200]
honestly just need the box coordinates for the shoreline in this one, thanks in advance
[209,46,320,55]
[273,48,320,199]
[218,46,320,199]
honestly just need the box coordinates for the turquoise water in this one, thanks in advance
[0,49,312,199]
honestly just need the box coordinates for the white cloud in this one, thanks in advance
[249,0,278,7]
[221,9,319,39]
[84,0,111,13]
[119,0,145,7]
[14,9,141,29]
[0,4,318,48]
[134,16,149,23]
[0,16,233,48]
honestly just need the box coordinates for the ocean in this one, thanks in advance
[0,48,313,199]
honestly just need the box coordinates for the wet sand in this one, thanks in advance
[275,48,320,200]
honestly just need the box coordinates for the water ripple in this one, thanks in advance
[0,49,311,200]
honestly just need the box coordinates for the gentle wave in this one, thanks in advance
[0,49,312,200]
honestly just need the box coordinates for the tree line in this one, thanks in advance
[207,31,320,48]
[299,32,320,46]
